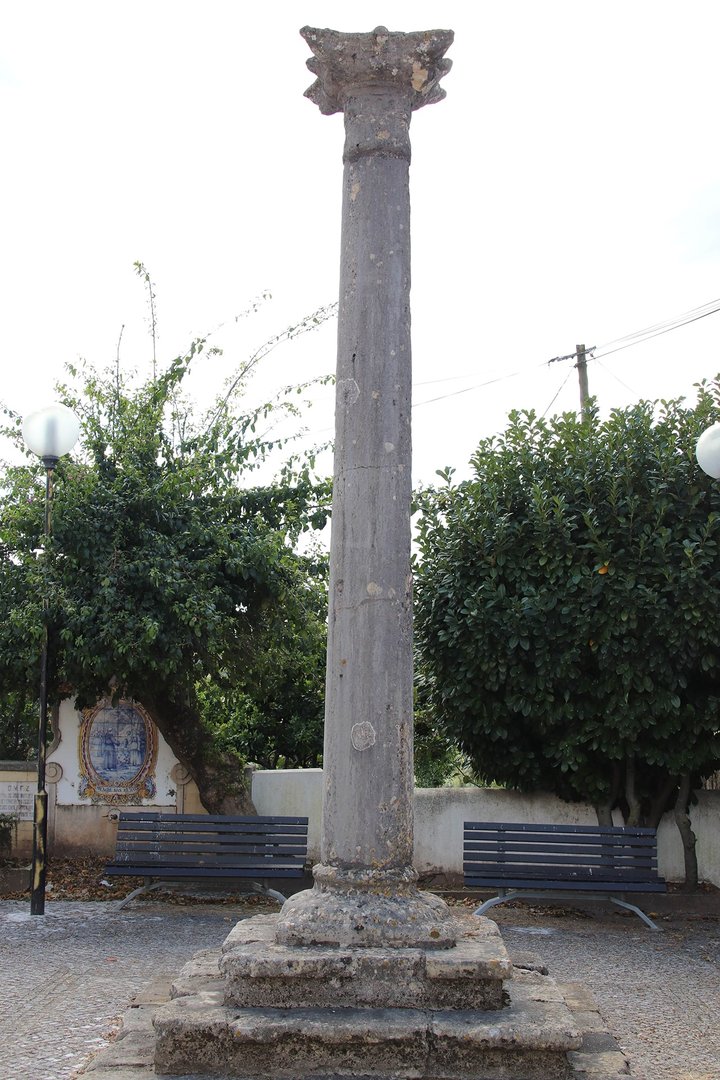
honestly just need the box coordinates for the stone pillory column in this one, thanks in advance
[277,25,454,949]
[152,31,585,1076]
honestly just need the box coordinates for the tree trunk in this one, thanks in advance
[142,691,256,815]
[674,771,698,892]
[595,762,623,826]
[625,754,643,826]
[647,775,678,830]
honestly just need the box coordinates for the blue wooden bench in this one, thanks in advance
[464,820,666,930]
[104,811,309,909]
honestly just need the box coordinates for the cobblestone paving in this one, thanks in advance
[1,899,719,1080]
[0,900,254,1080]
[497,909,720,1080]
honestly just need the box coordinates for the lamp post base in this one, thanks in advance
[30,789,47,916]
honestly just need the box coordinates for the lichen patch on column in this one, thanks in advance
[351,721,377,751]
[338,378,360,407]
[412,62,429,92]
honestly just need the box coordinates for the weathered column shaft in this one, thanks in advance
[277,26,453,948]
[322,89,414,871]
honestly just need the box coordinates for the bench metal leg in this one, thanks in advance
[474,890,661,930]
[244,881,288,904]
[263,886,288,904]
[117,880,289,910]
[116,879,167,910]
[473,890,519,917]
[610,896,661,931]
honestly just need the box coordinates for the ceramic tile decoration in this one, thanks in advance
[78,700,158,803]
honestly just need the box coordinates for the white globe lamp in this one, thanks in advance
[22,403,80,467]
[696,422,720,480]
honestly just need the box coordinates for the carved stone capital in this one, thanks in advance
[301,25,453,116]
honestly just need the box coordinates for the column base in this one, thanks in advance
[275,863,457,948]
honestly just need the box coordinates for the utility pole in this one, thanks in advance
[576,342,591,420]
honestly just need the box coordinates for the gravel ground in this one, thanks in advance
[492,904,720,1080]
[0,896,718,1080]
[0,898,261,1080]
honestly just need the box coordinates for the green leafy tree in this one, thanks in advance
[414,388,720,887]
[199,553,328,770]
[412,662,472,788]
[0,312,332,812]
[0,691,37,760]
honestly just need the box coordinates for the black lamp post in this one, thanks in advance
[22,403,79,915]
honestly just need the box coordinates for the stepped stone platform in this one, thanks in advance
[141,911,587,1079]
[78,923,632,1080]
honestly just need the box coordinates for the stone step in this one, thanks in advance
[212,912,512,1011]
[153,970,581,1079]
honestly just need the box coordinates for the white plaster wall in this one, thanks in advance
[695,791,720,881]
[49,700,180,806]
[250,769,720,887]
[252,768,324,863]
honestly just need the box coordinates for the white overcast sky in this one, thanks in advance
[2,0,720,486]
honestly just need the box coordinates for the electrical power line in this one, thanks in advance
[594,298,720,353]
[592,299,720,361]
[541,368,574,418]
[545,298,720,369]
[319,296,720,416]
[289,294,720,446]
[593,358,640,398]
[412,368,530,408]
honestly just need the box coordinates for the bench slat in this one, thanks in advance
[116,829,310,838]
[104,865,305,879]
[116,822,308,836]
[465,865,660,882]
[465,862,657,878]
[464,851,658,868]
[114,841,306,856]
[465,875,667,893]
[110,853,306,868]
[114,834,307,847]
[115,812,307,825]
[464,832,656,849]
[465,845,656,859]
[465,821,657,836]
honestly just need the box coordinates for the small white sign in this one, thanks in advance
[0,781,35,821]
